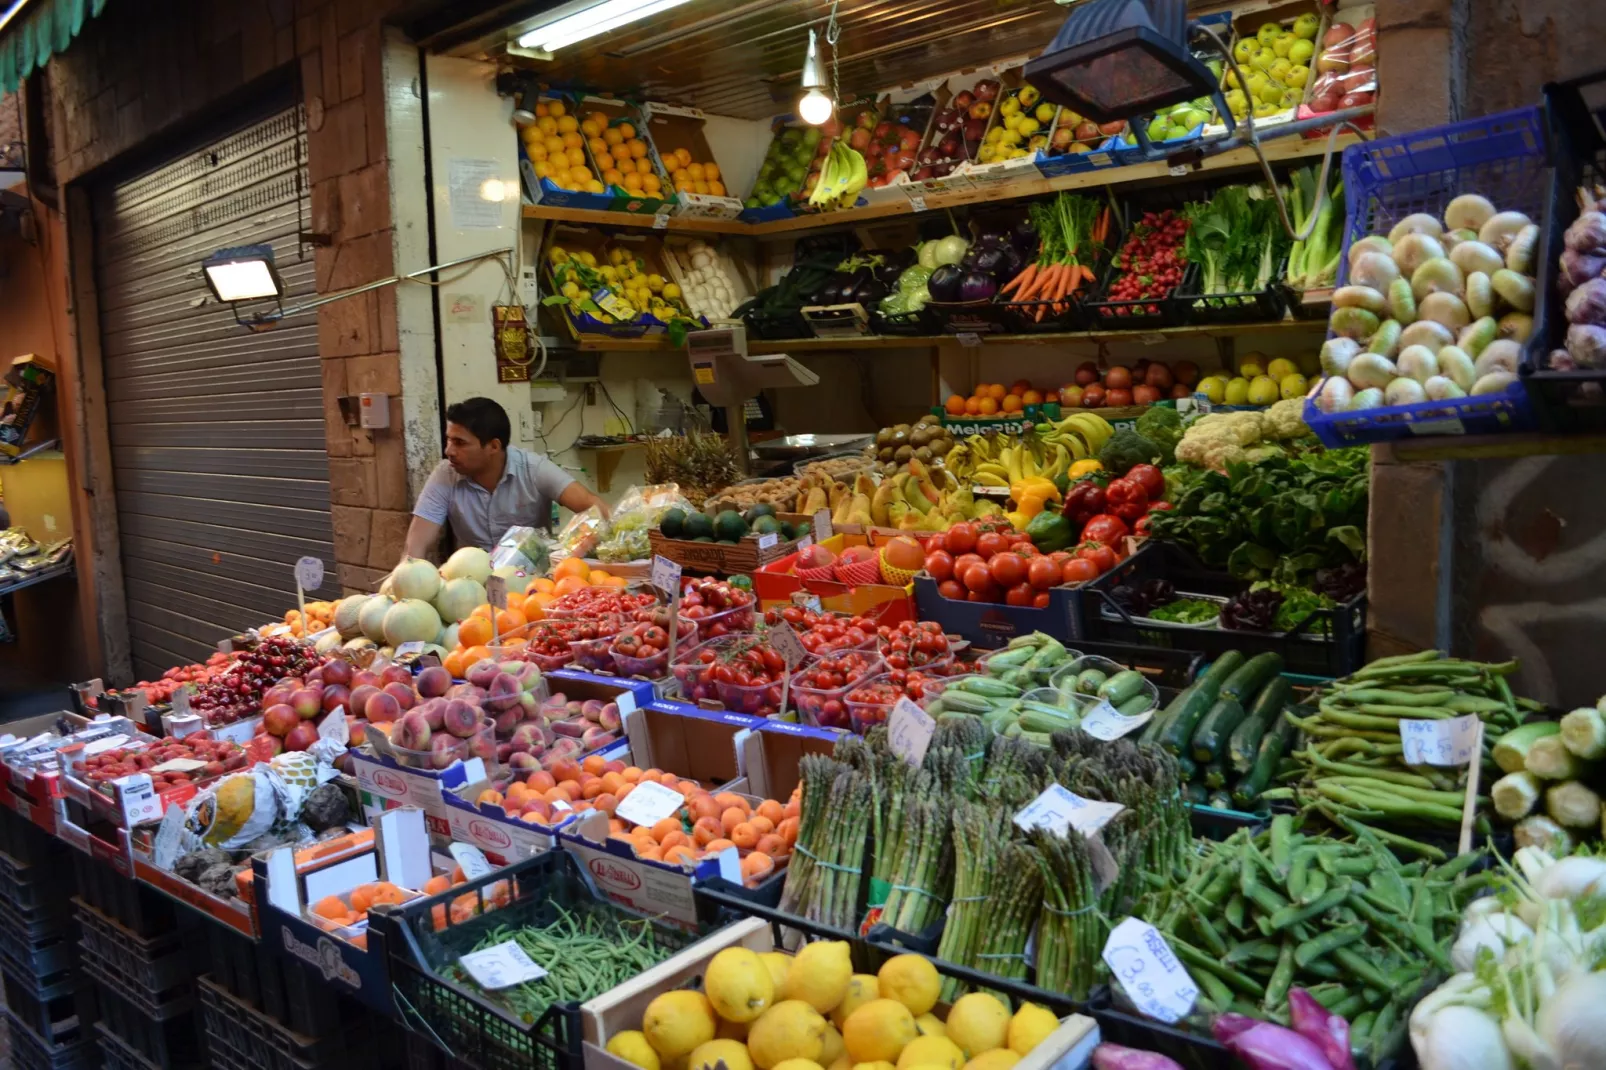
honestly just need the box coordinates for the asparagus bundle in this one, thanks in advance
[934,800,1014,1001]
[1032,827,1103,1000]
[1053,731,1193,880]
[969,842,1042,992]
[879,749,964,935]
[779,755,872,930]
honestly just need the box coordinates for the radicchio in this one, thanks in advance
[1287,989,1357,1070]
[1211,1015,1338,1070]
[1089,1043,1186,1070]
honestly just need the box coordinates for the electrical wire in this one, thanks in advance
[597,379,635,435]
[534,388,585,456]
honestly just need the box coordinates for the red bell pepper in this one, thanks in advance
[1125,463,1165,500]
[1104,477,1151,523]
[1062,481,1106,526]
[1080,514,1129,548]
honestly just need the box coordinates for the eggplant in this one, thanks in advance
[927,264,964,303]
[854,278,890,305]
[971,245,1009,279]
[958,269,998,303]
[873,262,903,287]
[998,243,1026,280]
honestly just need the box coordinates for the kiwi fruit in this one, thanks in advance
[913,446,932,463]
[875,428,894,446]
[894,444,914,462]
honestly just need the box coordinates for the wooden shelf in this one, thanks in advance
[522,134,1363,240]
[575,440,645,491]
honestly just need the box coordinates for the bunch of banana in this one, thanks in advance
[828,472,877,528]
[1037,412,1115,460]
[808,142,868,211]
[871,459,1003,532]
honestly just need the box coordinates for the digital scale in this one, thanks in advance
[686,326,819,475]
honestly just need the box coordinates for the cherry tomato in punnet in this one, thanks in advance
[1027,556,1061,590]
[1062,558,1099,585]
[962,562,994,593]
[925,550,955,582]
[944,523,978,555]
[988,553,1027,589]
[1005,583,1035,607]
[976,532,1010,559]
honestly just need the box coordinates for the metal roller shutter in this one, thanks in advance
[94,103,337,680]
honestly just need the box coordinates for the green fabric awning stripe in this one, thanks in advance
[0,0,106,97]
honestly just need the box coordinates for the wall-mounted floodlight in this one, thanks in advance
[203,244,285,304]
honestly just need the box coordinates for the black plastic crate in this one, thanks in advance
[0,845,78,921]
[4,1009,102,1070]
[93,984,205,1070]
[998,294,1087,333]
[1184,256,1290,324]
[95,1023,166,1070]
[191,914,338,1040]
[1186,803,1270,841]
[2,968,98,1049]
[867,305,939,336]
[74,900,196,1022]
[1083,541,1367,677]
[71,856,177,939]
[926,296,1013,335]
[1089,1004,1225,1070]
[196,976,371,1070]
[369,850,706,1070]
[0,907,78,989]
[1080,259,1199,331]
[1279,281,1332,320]
[742,307,809,341]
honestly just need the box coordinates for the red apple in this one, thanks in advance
[1098,121,1125,136]
[1132,384,1161,405]
[848,127,871,150]
[1074,360,1100,386]
[1145,363,1174,390]
[952,91,974,111]
[1074,121,1100,143]
[873,121,894,139]
[1339,91,1375,108]
[898,128,921,151]
[968,100,993,120]
[321,684,350,714]
[290,688,322,719]
[889,151,915,171]
[1170,382,1192,399]
[263,704,299,737]
[283,722,320,753]
[1081,384,1107,408]
[973,80,1000,102]
[1050,128,1077,150]
[1323,22,1355,47]
[1106,387,1133,407]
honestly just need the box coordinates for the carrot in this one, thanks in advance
[1016,263,1058,303]
[1001,263,1038,297]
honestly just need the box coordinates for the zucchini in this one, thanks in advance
[1141,683,1196,744]
[1117,692,1156,717]
[1203,760,1229,789]
[1221,652,1284,702]
[1175,753,1197,780]
[1097,670,1146,705]
[1185,782,1210,804]
[1158,684,1218,755]
[1074,669,1108,695]
[1227,677,1293,774]
[1195,651,1247,696]
[1232,715,1297,808]
[1191,697,1248,763]
[1208,790,1234,810]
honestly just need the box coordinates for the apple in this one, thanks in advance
[1323,22,1354,47]
[889,151,915,171]
[938,136,961,157]
[1098,121,1126,136]
[1132,384,1162,405]
[821,117,842,137]
[968,100,993,120]
[1070,142,1093,153]
[873,121,893,139]
[855,110,876,129]
[1050,128,1077,150]
[934,161,955,177]
[290,688,322,719]
[848,127,871,150]
[263,704,299,737]
[1339,90,1375,108]
[963,118,988,141]
[284,722,320,753]
[973,80,1000,102]
[866,141,884,159]
[1058,384,1085,407]
[913,166,935,180]
[1340,65,1375,93]
[1074,121,1100,142]
[1074,360,1100,386]
[898,128,921,151]
[952,91,975,110]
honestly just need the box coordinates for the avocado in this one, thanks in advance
[660,507,688,539]
[743,503,778,524]
[684,511,715,540]
[712,510,749,542]
[751,515,782,536]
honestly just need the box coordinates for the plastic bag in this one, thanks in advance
[550,508,604,567]
[1307,16,1376,114]
[490,525,555,575]
[595,484,696,563]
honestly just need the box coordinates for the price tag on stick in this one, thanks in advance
[1399,714,1482,767]
[485,575,507,647]
[771,623,807,716]
[1102,917,1199,1024]
[888,697,936,767]
[1079,699,1153,741]
[1014,783,1125,837]
[1458,719,1485,857]
[293,556,323,630]
[459,942,547,990]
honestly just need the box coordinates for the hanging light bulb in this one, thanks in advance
[798,28,833,125]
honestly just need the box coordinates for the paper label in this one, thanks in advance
[1408,417,1466,436]
[594,289,635,321]
[909,195,928,212]
[459,941,547,989]
[613,779,684,827]
[757,533,778,550]
[1102,917,1199,1024]
[84,734,130,757]
[217,639,233,655]
[717,846,742,884]
[769,623,807,668]
[308,627,337,646]
[396,641,426,657]
[152,804,186,869]
[653,210,671,230]
[812,509,832,542]
[1014,783,1125,836]
[955,332,983,348]
[485,576,508,610]
[1080,699,1153,741]
[651,555,682,595]
[888,698,936,767]
[319,708,350,746]
[295,556,325,592]
[615,691,637,716]
[449,843,495,881]
[1400,714,1482,766]
[166,715,203,739]
[791,591,822,613]
[113,774,160,825]
[1168,164,1189,177]
[171,689,191,716]
[150,758,207,774]
[795,535,813,552]
[1137,332,1167,345]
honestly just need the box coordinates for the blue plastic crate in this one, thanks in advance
[1036,136,1122,177]
[1305,107,1550,446]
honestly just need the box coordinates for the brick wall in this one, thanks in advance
[43,0,424,600]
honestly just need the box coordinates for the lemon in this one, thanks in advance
[609,1031,663,1070]
[773,1061,824,1070]
[1197,376,1227,404]
[876,956,939,1017]
[706,947,775,1023]
[644,991,717,1059]
[895,1036,965,1070]
[1223,377,1251,405]
[760,953,791,991]
[748,1001,828,1070]
[944,994,1009,1059]
[828,1058,852,1070]
[663,282,683,300]
[1266,357,1298,381]
[1280,373,1310,400]
[831,976,881,1029]
[851,1064,896,1070]
[962,1053,1020,1070]
[842,1000,918,1064]
[782,941,852,1014]
[913,1015,946,1038]
[1247,375,1281,406]
[1005,1004,1057,1057]
[690,1040,754,1070]
[818,1022,846,1067]
[717,1018,751,1042]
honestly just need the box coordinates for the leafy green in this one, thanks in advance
[1147,598,1221,624]
[1146,447,1369,587]
[1183,184,1291,296]
[1249,581,1337,634]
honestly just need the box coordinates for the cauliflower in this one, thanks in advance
[1188,411,1264,445]
[1175,433,1248,471]
[1264,398,1309,440]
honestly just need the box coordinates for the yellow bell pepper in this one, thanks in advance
[1017,490,1051,520]
[1006,510,1030,531]
[1069,459,1103,478]
[1009,477,1060,504]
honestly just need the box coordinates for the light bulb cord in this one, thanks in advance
[825,0,841,115]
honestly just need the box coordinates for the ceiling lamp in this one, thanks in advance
[1024,0,1217,123]
[517,0,695,53]
[798,28,833,125]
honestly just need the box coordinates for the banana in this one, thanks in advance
[887,500,910,528]
[801,486,827,513]
[1000,445,1024,484]
[972,471,1009,488]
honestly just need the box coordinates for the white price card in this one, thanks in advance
[171,688,192,716]
[152,804,188,870]
[83,734,130,756]
[1015,783,1125,837]
[485,575,508,610]
[1168,164,1190,177]
[1102,917,1199,1024]
[812,509,832,543]
[318,708,349,745]
[614,779,685,828]
[217,638,233,655]
[909,195,928,212]
[114,774,161,826]
[459,941,547,990]
[449,843,494,881]
[1400,714,1482,766]
[791,591,822,613]
[1080,699,1153,741]
[150,758,207,774]
[888,697,936,767]
[757,533,778,549]
[653,210,671,230]
[795,535,813,552]
[651,555,682,596]
[769,623,807,668]
[955,332,983,348]
[295,556,325,592]
[717,846,742,883]
[395,641,425,657]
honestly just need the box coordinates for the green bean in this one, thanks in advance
[1194,966,1235,1009]
[1349,650,1444,670]
[1298,865,1329,907]
[1443,695,1509,714]
[1297,749,1441,788]
[1332,945,1393,990]
[1269,814,1294,874]
[1428,851,1486,882]
[1168,937,1265,998]
[1263,941,1296,1011]
[1318,807,1448,861]
[1293,922,1366,968]
[1224,892,1246,931]
[1223,940,1279,967]
[1287,847,1312,902]
[1189,906,1228,958]
[1318,706,1430,731]
[1336,688,1455,706]
[1267,880,1350,931]
[1349,1010,1377,1052]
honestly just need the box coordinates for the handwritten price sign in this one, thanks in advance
[1102,917,1199,1024]
[1400,714,1481,766]
[1080,699,1153,741]
[888,698,936,767]
[1014,783,1125,837]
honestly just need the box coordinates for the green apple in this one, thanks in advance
[1273,34,1295,58]
[1269,58,1292,80]
[1035,103,1057,123]
[1253,101,1280,118]
[1246,71,1270,96]
[1252,48,1277,70]
[1147,118,1172,141]
[1225,89,1248,114]
[1258,81,1286,106]
[1289,39,1314,65]
[1256,22,1281,44]
[1233,38,1257,63]
[1292,13,1320,39]
[1282,87,1302,107]
[1283,64,1310,89]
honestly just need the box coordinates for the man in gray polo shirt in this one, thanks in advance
[403,397,608,558]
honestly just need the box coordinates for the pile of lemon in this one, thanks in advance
[521,100,605,194]
[1223,16,1320,121]
[662,147,728,200]
[608,943,1062,1070]
[548,245,689,326]
[1195,352,1314,407]
[978,86,1054,165]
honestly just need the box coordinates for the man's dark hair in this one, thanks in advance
[445,397,511,450]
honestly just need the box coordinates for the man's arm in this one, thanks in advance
[558,480,610,520]
[404,463,452,562]
[403,515,442,560]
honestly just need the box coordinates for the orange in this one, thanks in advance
[554,557,590,582]
[423,875,451,896]
[561,131,582,150]
[632,157,652,175]
[978,397,1000,416]
[463,645,494,665]
[705,163,721,181]
[587,135,606,154]
[693,181,710,196]
[553,575,588,597]
[964,397,981,415]
[1022,389,1044,406]
[674,147,692,168]
[623,172,644,192]
[370,882,407,906]
[443,648,468,678]
[687,162,706,182]
[495,608,526,633]
[528,592,557,614]
[708,180,727,197]
[458,615,493,649]
[618,122,637,141]
[672,168,691,188]
[596,151,617,171]
[987,383,1007,400]
[603,128,624,146]
[313,895,348,921]
[1002,393,1023,413]
[527,576,556,595]
[597,575,627,588]
[504,591,527,613]
[642,173,662,194]
[349,885,378,913]
[557,115,579,134]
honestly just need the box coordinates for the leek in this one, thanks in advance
[1560,705,1606,759]
[1494,722,1561,774]
[1302,179,1342,290]
[1492,771,1542,821]
[1526,735,1584,780]
[1546,780,1602,829]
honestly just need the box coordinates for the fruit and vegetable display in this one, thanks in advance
[519,98,607,194]
[924,227,1027,307]
[1056,359,1200,412]
[1306,15,1377,116]
[998,195,1110,320]
[187,637,324,727]
[747,123,825,210]
[1548,183,1606,372]
[974,82,1048,167]
[1313,195,1539,415]
[1194,353,1315,409]
[923,519,1121,607]
[1224,15,1321,122]
[1045,106,1126,158]
[547,243,700,331]
[77,735,249,788]
[1093,209,1190,315]
[859,101,929,189]
[1285,165,1348,294]
[645,431,743,508]
[111,650,239,709]
[594,485,696,564]
[661,239,743,321]
[1184,184,1294,303]
[922,78,1001,178]
[659,144,727,201]
[658,503,806,546]
[945,411,1114,488]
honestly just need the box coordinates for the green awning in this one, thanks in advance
[0,0,107,97]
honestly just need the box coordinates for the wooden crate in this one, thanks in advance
[648,530,802,574]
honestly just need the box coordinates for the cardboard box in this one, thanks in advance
[860,83,937,201]
[546,225,650,341]
[626,700,759,788]
[574,95,673,215]
[607,232,702,336]
[560,809,718,931]
[441,778,576,865]
[752,533,916,624]
[737,719,839,801]
[908,59,1036,199]
[351,748,479,838]
[0,710,128,806]
[55,796,133,876]
[0,354,55,458]
[545,668,656,711]
[641,103,743,219]
[914,574,1084,649]
[130,834,260,938]
[518,93,616,213]
[658,236,757,324]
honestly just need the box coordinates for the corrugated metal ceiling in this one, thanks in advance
[482,0,1073,120]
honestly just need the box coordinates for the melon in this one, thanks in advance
[389,557,442,602]
[359,595,395,642]
[441,546,492,585]
[314,630,345,655]
[440,622,460,650]
[383,599,442,646]
[334,594,370,640]
[433,578,485,623]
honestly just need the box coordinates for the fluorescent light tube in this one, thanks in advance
[518,0,694,53]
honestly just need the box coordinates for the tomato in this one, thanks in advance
[1047,550,1072,569]
[944,523,979,555]
[1004,582,1035,607]
[967,588,997,603]
[1077,542,1118,574]
[1126,463,1165,499]
[976,532,1010,559]
[952,552,985,578]
[988,553,1027,589]
[1026,556,1061,590]
[1032,591,1052,608]
[961,562,994,593]
[925,550,955,582]
[1062,558,1099,584]
[1014,542,1039,558]
[1081,514,1130,547]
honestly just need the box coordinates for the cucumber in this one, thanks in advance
[1117,693,1156,717]
[1191,697,1248,763]
[938,689,1000,715]
[957,677,1023,698]
[1221,652,1284,702]
[1227,677,1292,774]
[1175,753,1197,780]
[1019,708,1078,733]
[1232,714,1297,808]
[1074,669,1108,695]
[1097,670,1146,705]
[1158,684,1218,755]
[1141,683,1196,744]
[1195,651,1247,696]
[1185,782,1210,804]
